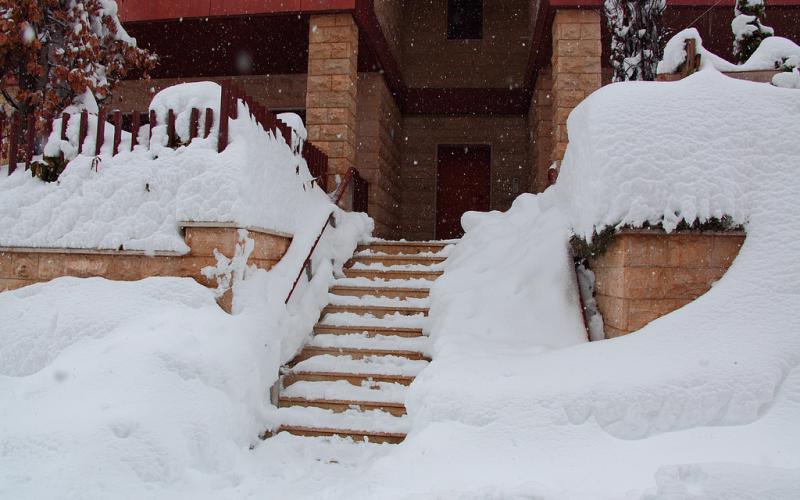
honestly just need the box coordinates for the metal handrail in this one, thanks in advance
[284,167,363,304]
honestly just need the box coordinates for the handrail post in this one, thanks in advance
[218,80,231,152]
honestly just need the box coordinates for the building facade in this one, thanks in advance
[115,0,800,239]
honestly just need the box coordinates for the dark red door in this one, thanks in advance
[436,145,491,239]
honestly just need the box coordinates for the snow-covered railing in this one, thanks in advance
[285,166,368,305]
[2,81,330,190]
[218,81,329,191]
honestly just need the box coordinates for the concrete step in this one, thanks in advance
[342,268,443,281]
[329,285,430,299]
[283,371,416,386]
[291,345,429,364]
[278,397,407,417]
[322,304,429,317]
[272,425,406,444]
[347,255,446,267]
[357,241,452,255]
[312,324,424,337]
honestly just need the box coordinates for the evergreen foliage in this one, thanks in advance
[604,0,666,82]
[732,0,774,63]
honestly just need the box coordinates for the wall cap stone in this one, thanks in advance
[178,221,294,239]
[0,247,182,257]
[615,228,746,237]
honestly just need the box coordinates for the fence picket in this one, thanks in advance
[113,111,122,155]
[204,108,213,138]
[8,113,19,174]
[131,112,140,151]
[95,108,106,156]
[148,110,156,148]
[189,108,199,141]
[167,109,176,148]
[218,81,231,152]
[25,114,35,169]
[59,112,68,161]
[78,111,88,154]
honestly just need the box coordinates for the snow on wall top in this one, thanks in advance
[657,28,800,74]
[557,68,800,239]
[0,93,331,253]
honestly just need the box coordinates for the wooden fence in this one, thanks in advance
[0,81,328,190]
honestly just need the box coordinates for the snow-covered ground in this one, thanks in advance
[3,59,800,499]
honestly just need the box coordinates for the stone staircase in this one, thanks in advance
[268,240,453,444]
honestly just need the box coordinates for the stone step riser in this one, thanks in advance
[347,256,446,267]
[284,372,415,387]
[356,244,449,255]
[329,286,430,299]
[342,269,442,281]
[278,398,407,417]
[312,325,424,338]
[322,305,429,317]
[276,426,405,444]
[290,347,429,364]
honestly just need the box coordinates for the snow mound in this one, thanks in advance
[0,87,332,252]
[149,82,220,147]
[658,28,800,74]
[557,68,799,237]
[0,277,275,498]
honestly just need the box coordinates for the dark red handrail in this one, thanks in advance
[285,167,367,304]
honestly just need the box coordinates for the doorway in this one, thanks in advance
[436,145,491,239]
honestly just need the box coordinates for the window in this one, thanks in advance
[447,0,483,40]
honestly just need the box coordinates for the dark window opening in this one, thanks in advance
[447,0,483,40]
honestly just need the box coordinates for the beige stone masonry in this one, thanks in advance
[0,224,292,313]
[306,14,359,191]
[589,230,745,337]
[551,9,602,162]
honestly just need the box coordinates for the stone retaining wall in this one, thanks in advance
[0,223,292,312]
[589,230,745,338]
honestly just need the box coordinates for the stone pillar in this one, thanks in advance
[305,14,359,191]
[551,9,602,162]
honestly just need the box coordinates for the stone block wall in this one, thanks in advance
[305,14,360,188]
[589,230,745,338]
[529,66,553,193]
[400,115,530,240]
[0,224,292,312]
[356,73,403,238]
[111,74,308,112]
[550,9,602,162]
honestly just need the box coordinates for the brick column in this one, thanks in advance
[551,9,602,162]
[305,14,359,190]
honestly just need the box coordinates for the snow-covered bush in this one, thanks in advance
[604,0,666,81]
[658,28,800,75]
[732,0,774,63]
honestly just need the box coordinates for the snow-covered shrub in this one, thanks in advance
[658,28,800,74]
[604,0,666,81]
[732,0,774,63]
[773,66,800,88]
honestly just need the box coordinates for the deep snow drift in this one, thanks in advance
[0,82,332,253]
[3,70,800,499]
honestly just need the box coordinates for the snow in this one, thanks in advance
[0,83,347,253]
[269,406,409,434]
[4,47,800,500]
[348,261,444,271]
[282,380,408,404]
[0,277,278,498]
[308,333,431,354]
[327,293,430,308]
[149,82,220,148]
[773,67,800,88]
[319,312,428,329]
[658,28,800,73]
[291,354,428,377]
[332,276,434,289]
